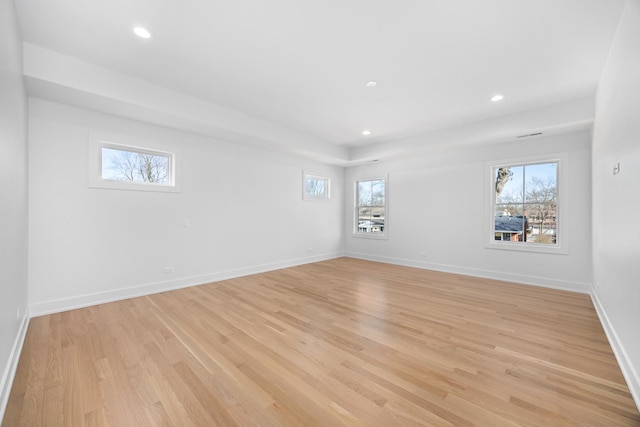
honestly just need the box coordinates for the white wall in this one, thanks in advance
[592,0,640,406]
[345,130,593,292]
[28,98,344,314]
[0,0,29,419]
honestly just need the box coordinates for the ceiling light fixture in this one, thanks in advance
[362,130,372,136]
[133,26,152,39]
[491,94,504,102]
[366,81,377,88]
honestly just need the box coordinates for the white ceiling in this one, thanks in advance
[15,0,626,164]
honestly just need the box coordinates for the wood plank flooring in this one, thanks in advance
[3,257,639,426]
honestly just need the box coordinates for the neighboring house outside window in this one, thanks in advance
[494,215,529,242]
[355,176,387,237]
[487,155,566,254]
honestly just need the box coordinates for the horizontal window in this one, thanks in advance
[303,172,330,200]
[89,133,180,192]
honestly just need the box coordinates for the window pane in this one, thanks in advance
[494,215,529,242]
[358,181,372,206]
[102,147,170,184]
[357,207,384,233]
[528,221,556,244]
[523,162,557,245]
[371,206,385,231]
[495,165,523,204]
[371,180,385,206]
[305,177,328,198]
[357,206,371,224]
[524,162,557,204]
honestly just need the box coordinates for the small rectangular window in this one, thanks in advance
[89,133,180,192]
[303,172,330,200]
[355,177,386,236]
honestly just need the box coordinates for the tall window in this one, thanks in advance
[355,178,386,235]
[493,161,558,246]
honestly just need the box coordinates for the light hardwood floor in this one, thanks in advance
[3,258,639,426]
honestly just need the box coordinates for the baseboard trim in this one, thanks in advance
[30,253,343,317]
[0,310,30,423]
[345,252,591,294]
[591,292,640,411]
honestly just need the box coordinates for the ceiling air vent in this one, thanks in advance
[516,132,543,139]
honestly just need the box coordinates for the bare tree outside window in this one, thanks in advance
[102,147,170,184]
[356,179,385,234]
[494,162,557,244]
[525,176,557,243]
[304,174,329,199]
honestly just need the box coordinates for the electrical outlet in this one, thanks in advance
[163,266,175,273]
[419,251,427,257]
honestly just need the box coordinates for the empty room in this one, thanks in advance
[1,0,639,425]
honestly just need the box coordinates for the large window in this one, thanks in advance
[355,177,386,236]
[490,158,563,251]
[89,133,180,192]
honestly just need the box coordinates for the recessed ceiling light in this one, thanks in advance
[365,81,377,88]
[362,130,372,136]
[133,26,152,39]
[491,94,505,102]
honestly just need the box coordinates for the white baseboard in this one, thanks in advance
[591,292,640,411]
[0,310,30,423]
[29,253,343,317]
[345,251,591,294]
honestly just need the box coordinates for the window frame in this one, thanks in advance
[353,174,388,239]
[485,153,567,254]
[302,171,331,201]
[89,133,181,193]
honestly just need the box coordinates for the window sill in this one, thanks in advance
[303,196,331,202]
[89,179,181,193]
[485,241,567,255]
[352,232,388,240]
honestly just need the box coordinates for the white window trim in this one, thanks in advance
[485,153,568,254]
[303,171,331,201]
[352,174,388,240]
[89,132,181,193]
